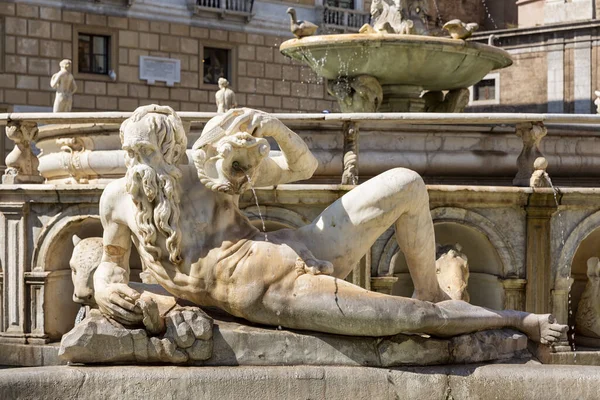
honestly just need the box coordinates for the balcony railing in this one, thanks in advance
[195,0,254,21]
[322,6,370,32]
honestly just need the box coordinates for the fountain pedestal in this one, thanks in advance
[280,33,512,113]
[380,84,426,112]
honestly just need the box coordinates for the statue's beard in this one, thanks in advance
[125,158,183,265]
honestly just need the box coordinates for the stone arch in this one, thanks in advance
[242,205,311,231]
[377,207,517,277]
[32,204,101,272]
[556,210,600,280]
[555,211,600,325]
[376,207,516,310]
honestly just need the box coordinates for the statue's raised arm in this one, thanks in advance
[192,108,318,191]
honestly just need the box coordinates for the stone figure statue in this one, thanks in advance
[423,88,470,113]
[436,243,470,302]
[92,104,565,344]
[327,75,383,113]
[50,59,77,113]
[576,257,600,338]
[595,90,600,114]
[215,78,237,113]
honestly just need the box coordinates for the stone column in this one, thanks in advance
[551,274,574,326]
[2,121,44,184]
[513,122,547,187]
[341,121,359,185]
[501,278,527,311]
[0,203,30,343]
[524,192,557,314]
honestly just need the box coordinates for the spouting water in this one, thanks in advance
[546,175,577,357]
[480,0,498,30]
[245,172,268,242]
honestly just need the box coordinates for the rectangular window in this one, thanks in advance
[469,73,500,106]
[78,34,110,75]
[202,47,230,85]
[473,79,496,101]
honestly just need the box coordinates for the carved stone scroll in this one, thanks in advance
[2,121,44,184]
[341,121,359,185]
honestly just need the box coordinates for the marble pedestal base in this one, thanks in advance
[59,309,531,367]
[3,364,600,400]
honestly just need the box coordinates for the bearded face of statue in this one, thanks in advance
[122,110,185,266]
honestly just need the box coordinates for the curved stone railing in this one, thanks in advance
[3,112,600,186]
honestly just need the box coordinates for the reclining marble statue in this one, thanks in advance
[83,105,566,356]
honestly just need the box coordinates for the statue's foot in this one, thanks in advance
[522,314,568,344]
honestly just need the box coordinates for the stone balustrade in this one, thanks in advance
[320,6,371,33]
[3,111,600,186]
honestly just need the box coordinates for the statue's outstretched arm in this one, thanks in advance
[94,189,143,325]
[251,116,318,186]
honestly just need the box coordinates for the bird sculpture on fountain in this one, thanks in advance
[443,19,479,40]
[287,7,319,39]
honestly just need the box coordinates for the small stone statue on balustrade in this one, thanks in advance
[50,59,77,113]
[2,121,44,184]
[215,78,237,113]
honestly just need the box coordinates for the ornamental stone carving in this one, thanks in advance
[2,121,44,184]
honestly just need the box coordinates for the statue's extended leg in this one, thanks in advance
[295,168,444,302]
[254,273,566,343]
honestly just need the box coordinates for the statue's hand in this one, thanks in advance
[95,283,143,325]
[224,108,283,139]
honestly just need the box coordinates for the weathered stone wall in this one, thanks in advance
[0,2,337,114]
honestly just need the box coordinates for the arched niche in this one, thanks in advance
[376,208,514,310]
[556,213,600,325]
[242,206,311,231]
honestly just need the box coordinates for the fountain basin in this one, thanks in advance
[280,34,513,112]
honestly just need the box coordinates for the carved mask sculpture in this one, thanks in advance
[192,110,270,195]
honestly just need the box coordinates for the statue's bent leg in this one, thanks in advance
[254,273,566,342]
[296,168,444,301]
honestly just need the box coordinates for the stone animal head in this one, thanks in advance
[192,108,270,195]
[70,235,103,305]
[435,243,470,302]
[120,104,188,265]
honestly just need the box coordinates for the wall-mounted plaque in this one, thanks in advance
[139,56,181,86]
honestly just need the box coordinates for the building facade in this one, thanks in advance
[469,0,600,114]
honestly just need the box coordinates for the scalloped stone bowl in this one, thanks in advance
[280,33,513,111]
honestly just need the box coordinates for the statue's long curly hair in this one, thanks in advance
[121,105,188,266]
